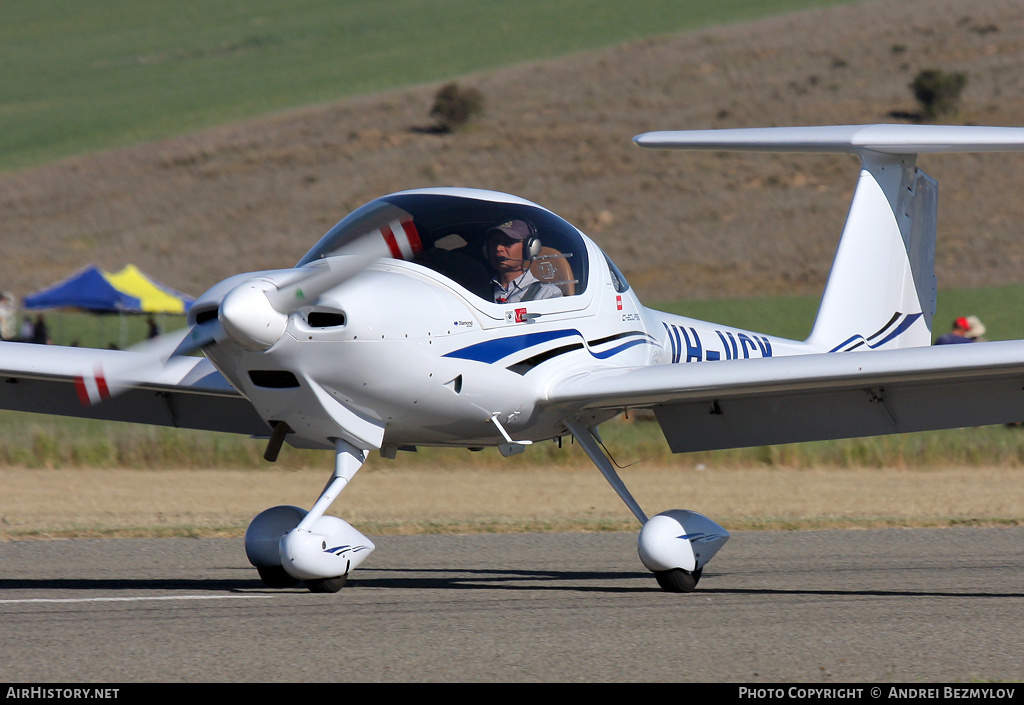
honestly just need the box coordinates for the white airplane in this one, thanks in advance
[4,124,1024,593]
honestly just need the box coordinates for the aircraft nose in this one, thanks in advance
[219,279,289,351]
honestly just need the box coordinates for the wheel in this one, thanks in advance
[257,565,300,588]
[305,574,349,593]
[654,567,702,593]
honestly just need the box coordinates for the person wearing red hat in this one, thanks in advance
[934,316,975,345]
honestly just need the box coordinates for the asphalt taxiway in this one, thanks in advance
[1,528,1021,682]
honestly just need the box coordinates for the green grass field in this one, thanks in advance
[1,0,864,171]
[654,283,1024,342]
[31,281,1024,350]
[9,282,1024,471]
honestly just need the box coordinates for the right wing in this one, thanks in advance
[0,340,268,436]
[545,340,1024,453]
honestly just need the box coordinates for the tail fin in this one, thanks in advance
[634,125,1024,351]
[806,152,936,351]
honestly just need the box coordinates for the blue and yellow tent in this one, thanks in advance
[103,265,193,314]
[24,265,193,314]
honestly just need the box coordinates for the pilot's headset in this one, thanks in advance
[485,218,542,264]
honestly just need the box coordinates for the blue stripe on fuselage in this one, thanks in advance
[443,330,580,363]
[443,329,653,364]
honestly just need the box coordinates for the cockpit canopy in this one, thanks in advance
[297,190,589,302]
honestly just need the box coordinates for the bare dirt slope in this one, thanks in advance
[3,0,1024,303]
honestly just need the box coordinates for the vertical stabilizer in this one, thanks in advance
[805,154,937,352]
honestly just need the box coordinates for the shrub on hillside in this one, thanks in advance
[911,69,967,120]
[430,82,484,133]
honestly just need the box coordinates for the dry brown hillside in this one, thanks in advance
[3,0,1024,304]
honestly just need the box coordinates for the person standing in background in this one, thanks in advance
[0,293,15,341]
[934,317,974,345]
[964,315,986,342]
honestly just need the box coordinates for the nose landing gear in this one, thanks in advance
[245,439,375,593]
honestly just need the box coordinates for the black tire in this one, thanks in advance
[305,574,349,593]
[257,565,300,588]
[654,567,702,593]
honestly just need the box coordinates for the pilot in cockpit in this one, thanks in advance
[485,219,563,304]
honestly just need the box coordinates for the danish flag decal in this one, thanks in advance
[504,308,528,323]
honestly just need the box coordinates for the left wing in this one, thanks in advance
[0,341,268,435]
[545,341,1024,453]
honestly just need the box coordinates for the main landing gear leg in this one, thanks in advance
[563,419,647,525]
[563,418,729,593]
[245,438,376,593]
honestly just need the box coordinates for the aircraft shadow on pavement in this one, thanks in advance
[3,568,1021,598]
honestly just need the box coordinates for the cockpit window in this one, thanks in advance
[604,253,630,293]
[298,192,589,302]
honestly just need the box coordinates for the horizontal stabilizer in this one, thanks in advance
[634,124,1024,155]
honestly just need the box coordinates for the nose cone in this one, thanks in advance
[219,280,289,351]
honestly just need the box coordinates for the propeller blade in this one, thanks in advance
[171,318,226,357]
[69,212,419,404]
[219,252,382,351]
[202,211,425,352]
[263,255,371,315]
[72,325,216,406]
[264,213,424,315]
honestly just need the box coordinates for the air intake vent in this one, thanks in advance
[194,307,219,325]
[307,311,346,328]
[249,370,300,388]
